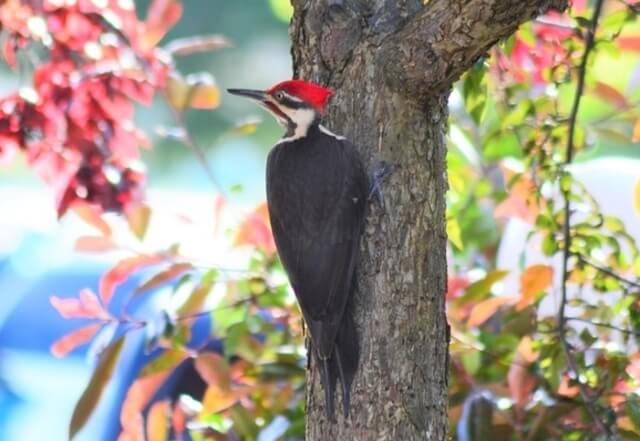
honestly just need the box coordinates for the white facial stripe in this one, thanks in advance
[281,91,304,103]
[275,107,317,145]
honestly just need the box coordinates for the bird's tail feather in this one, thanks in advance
[334,309,359,417]
[321,356,336,420]
[316,309,359,419]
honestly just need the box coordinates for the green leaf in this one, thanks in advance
[230,404,259,439]
[126,204,151,241]
[455,270,510,305]
[627,395,640,430]
[541,234,558,256]
[462,62,488,125]
[177,270,217,316]
[69,336,125,440]
[135,263,194,296]
[225,322,249,359]
[447,216,464,250]
[461,350,481,375]
[213,304,247,336]
[140,348,189,377]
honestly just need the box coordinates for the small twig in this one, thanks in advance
[174,290,284,322]
[162,90,227,195]
[534,17,580,34]
[566,317,640,337]
[558,0,612,436]
[577,255,640,290]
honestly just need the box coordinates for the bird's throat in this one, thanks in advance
[280,108,319,143]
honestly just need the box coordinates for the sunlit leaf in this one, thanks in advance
[126,204,151,241]
[495,171,540,223]
[75,235,117,253]
[142,0,183,50]
[634,179,640,217]
[146,400,170,441]
[235,202,276,256]
[447,216,463,250]
[50,289,110,320]
[70,337,125,440]
[593,127,631,144]
[633,120,640,143]
[593,82,628,108]
[627,395,640,430]
[517,264,553,311]
[100,254,167,304]
[120,371,171,437]
[467,296,513,327]
[455,270,510,305]
[71,202,112,236]
[460,350,481,375]
[176,269,217,316]
[230,404,259,439]
[164,35,231,56]
[201,385,252,414]
[268,0,293,22]
[188,74,220,109]
[166,73,220,110]
[51,323,102,358]
[141,348,189,378]
[508,337,537,409]
[231,117,262,135]
[135,263,194,296]
[195,352,231,391]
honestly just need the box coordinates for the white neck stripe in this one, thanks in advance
[319,124,345,140]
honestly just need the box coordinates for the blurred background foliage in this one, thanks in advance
[2,0,640,440]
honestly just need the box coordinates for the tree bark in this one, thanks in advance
[289,1,567,439]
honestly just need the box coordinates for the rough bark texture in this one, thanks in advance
[289,1,568,440]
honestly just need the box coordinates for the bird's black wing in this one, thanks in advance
[266,130,367,359]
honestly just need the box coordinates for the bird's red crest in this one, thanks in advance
[268,80,334,112]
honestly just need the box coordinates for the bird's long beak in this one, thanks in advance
[227,88,268,102]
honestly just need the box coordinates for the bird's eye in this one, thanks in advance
[274,91,285,101]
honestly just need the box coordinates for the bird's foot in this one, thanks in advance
[368,161,399,206]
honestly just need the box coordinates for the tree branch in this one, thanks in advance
[557,0,610,436]
[379,0,568,97]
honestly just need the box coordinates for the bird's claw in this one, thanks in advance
[368,161,398,206]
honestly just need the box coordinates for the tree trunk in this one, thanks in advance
[289,1,567,439]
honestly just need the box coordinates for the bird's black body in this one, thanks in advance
[266,122,368,418]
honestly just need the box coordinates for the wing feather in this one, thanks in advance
[266,132,367,358]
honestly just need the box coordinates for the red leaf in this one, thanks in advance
[75,236,117,253]
[507,361,536,409]
[212,193,226,237]
[120,371,171,437]
[507,337,538,409]
[234,202,276,256]
[142,0,183,51]
[100,254,166,304]
[71,202,112,236]
[171,404,187,437]
[618,36,640,52]
[50,289,110,320]
[593,82,628,109]
[494,167,540,224]
[51,323,102,358]
[467,297,514,327]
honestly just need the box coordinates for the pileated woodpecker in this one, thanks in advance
[228,80,368,418]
